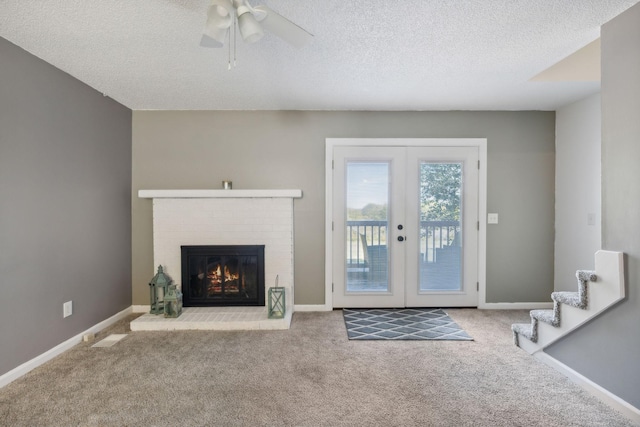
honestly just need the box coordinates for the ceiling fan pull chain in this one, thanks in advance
[233,15,237,67]
[227,27,232,70]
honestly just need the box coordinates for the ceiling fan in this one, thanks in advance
[200,0,313,54]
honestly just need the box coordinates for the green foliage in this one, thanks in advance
[362,203,387,220]
[420,163,461,221]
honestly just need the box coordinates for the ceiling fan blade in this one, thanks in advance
[200,34,224,48]
[253,5,313,48]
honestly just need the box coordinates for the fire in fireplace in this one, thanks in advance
[181,245,265,307]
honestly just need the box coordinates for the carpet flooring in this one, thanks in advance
[343,308,473,340]
[0,309,637,427]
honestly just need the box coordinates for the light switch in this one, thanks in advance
[63,301,73,318]
[488,213,499,224]
[587,213,596,226]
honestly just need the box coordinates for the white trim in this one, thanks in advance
[477,141,488,308]
[325,138,488,310]
[325,141,334,310]
[535,352,640,423]
[326,138,487,148]
[138,189,302,199]
[478,302,554,310]
[293,304,332,312]
[132,305,151,313]
[0,306,132,389]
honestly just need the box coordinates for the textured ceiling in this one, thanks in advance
[1,0,638,111]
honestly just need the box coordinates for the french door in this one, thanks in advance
[331,144,479,308]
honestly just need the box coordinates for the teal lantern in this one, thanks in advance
[268,275,285,319]
[164,284,183,318]
[149,265,172,315]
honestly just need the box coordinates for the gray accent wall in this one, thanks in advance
[546,2,640,408]
[132,111,555,306]
[0,38,132,377]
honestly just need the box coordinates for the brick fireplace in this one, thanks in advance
[131,189,302,331]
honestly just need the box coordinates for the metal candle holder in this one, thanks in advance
[163,284,183,318]
[149,265,171,315]
[268,275,285,319]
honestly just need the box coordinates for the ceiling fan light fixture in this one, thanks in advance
[237,6,264,43]
[211,0,234,18]
[203,0,234,43]
[206,1,232,28]
[200,0,313,58]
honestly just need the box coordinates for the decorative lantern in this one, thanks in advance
[149,265,172,315]
[164,284,183,318]
[268,275,285,319]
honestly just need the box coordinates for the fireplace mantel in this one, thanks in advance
[138,189,302,199]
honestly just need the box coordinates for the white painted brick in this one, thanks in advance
[150,196,295,310]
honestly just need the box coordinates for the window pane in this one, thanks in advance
[345,162,389,292]
[419,162,462,291]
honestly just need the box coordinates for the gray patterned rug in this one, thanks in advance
[343,308,473,340]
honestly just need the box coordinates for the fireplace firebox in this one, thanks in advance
[181,245,265,307]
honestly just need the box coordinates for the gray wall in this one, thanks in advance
[132,111,555,305]
[554,94,601,292]
[0,38,132,377]
[546,2,640,408]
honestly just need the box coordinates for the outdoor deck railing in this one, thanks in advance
[346,219,460,265]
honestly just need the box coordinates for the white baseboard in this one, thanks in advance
[478,302,553,310]
[132,305,150,313]
[0,306,133,389]
[293,304,332,312]
[535,352,640,423]
[294,303,554,311]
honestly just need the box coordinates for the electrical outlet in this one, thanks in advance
[63,301,73,318]
[587,213,596,226]
[487,213,499,224]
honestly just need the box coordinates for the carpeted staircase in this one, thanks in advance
[511,250,625,355]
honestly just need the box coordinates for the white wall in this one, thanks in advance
[554,94,602,292]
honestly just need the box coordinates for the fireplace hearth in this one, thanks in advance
[181,245,265,307]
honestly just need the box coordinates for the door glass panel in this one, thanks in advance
[419,162,463,291]
[346,162,389,292]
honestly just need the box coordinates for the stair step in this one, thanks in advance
[511,323,532,336]
[577,270,597,282]
[513,270,596,350]
[509,253,626,354]
[552,291,586,308]
[511,322,537,344]
[530,309,559,326]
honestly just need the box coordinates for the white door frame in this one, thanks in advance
[324,138,488,311]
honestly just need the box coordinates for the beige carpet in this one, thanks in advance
[0,309,636,427]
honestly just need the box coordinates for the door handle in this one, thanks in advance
[397,236,406,242]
